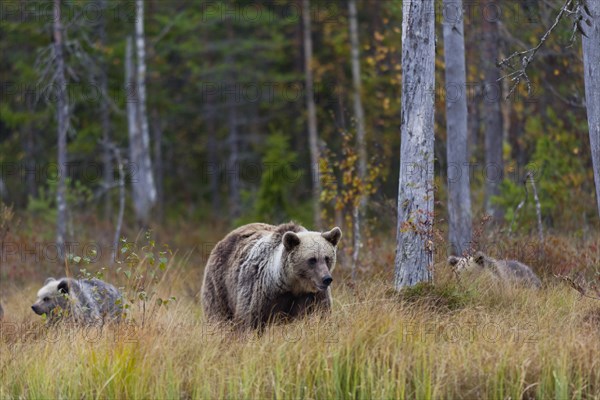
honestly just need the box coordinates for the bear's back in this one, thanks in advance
[501,260,542,288]
[210,222,305,272]
[80,279,123,317]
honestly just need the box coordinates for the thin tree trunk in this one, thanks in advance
[130,0,156,226]
[125,37,143,224]
[443,0,472,255]
[394,1,435,290]
[528,172,544,244]
[110,144,125,264]
[302,0,322,230]
[97,0,113,220]
[582,1,600,219]
[348,0,367,184]
[53,0,69,258]
[481,2,504,221]
[348,0,367,275]
[152,109,164,221]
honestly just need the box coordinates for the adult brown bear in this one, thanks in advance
[201,222,342,329]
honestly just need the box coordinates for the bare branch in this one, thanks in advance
[555,274,600,301]
[497,0,581,98]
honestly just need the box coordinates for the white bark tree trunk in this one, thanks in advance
[394,1,435,290]
[442,0,472,255]
[53,0,69,257]
[348,0,367,276]
[582,0,600,219]
[126,37,148,225]
[303,0,322,229]
[130,0,156,226]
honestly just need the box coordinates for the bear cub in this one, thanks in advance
[448,251,542,288]
[32,277,123,324]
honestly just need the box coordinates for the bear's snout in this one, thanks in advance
[31,304,42,315]
[322,276,333,287]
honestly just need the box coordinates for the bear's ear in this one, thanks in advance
[283,232,301,251]
[448,256,459,266]
[44,277,56,285]
[474,252,486,266]
[322,227,342,247]
[57,279,70,294]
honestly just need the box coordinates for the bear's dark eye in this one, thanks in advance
[43,297,50,302]
[308,257,317,266]
[325,256,331,265]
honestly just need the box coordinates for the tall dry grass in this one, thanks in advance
[1,269,599,399]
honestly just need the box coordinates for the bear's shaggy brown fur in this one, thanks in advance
[201,222,342,329]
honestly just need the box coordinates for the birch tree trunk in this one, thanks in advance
[348,0,367,276]
[53,0,69,257]
[394,1,435,290]
[442,0,472,255]
[582,1,600,219]
[481,2,504,221]
[126,37,143,224]
[130,0,156,226]
[302,0,322,229]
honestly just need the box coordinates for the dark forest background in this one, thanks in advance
[0,0,597,263]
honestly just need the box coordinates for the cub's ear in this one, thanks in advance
[447,256,459,266]
[57,279,70,294]
[322,227,342,247]
[44,277,56,285]
[474,252,486,266]
[283,232,301,251]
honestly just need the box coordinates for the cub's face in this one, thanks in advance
[447,252,486,274]
[283,227,342,294]
[31,278,70,317]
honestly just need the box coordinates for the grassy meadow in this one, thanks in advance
[1,222,599,399]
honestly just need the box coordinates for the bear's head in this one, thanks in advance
[282,227,342,294]
[31,278,72,318]
[447,251,488,274]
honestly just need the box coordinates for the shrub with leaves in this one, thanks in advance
[321,129,382,266]
[68,231,176,327]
